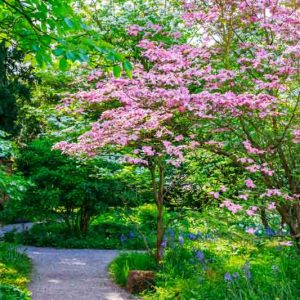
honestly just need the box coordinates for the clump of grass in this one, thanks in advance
[0,243,31,299]
[109,252,157,286]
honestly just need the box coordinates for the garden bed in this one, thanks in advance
[0,243,32,299]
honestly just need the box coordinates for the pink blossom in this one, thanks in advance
[238,194,248,200]
[279,241,293,247]
[175,135,184,141]
[127,25,143,36]
[220,200,242,214]
[220,186,227,192]
[245,179,256,189]
[246,228,257,235]
[292,130,300,143]
[243,140,265,155]
[267,202,276,210]
[142,146,155,156]
[246,206,258,216]
[209,191,220,199]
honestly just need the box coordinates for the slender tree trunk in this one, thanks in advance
[156,199,164,263]
[260,207,269,229]
[80,203,91,235]
[149,159,166,264]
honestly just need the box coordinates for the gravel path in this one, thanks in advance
[0,222,34,237]
[22,247,136,300]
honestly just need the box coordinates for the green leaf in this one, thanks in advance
[64,18,73,28]
[113,65,122,78]
[36,53,44,67]
[59,58,68,71]
[123,61,133,78]
[78,52,88,62]
[53,48,64,56]
[66,51,76,61]
[123,60,133,71]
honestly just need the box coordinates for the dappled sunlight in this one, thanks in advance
[48,279,62,284]
[59,258,87,266]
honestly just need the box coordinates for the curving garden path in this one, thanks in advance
[23,247,136,300]
[1,223,136,300]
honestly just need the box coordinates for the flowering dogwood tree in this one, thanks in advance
[54,37,211,262]
[182,0,300,247]
[55,0,300,255]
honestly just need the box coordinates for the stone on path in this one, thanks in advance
[23,247,136,300]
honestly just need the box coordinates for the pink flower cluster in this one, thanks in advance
[292,130,300,144]
[246,206,258,216]
[220,200,242,214]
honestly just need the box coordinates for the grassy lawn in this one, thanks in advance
[0,243,31,300]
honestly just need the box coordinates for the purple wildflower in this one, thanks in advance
[178,235,184,246]
[120,234,126,244]
[224,272,233,282]
[161,238,167,249]
[195,250,205,263]
[188,233,196,240]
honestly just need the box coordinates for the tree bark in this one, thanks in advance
[149,159,166,264]
[260,207,269,229]
[79,203,91,235]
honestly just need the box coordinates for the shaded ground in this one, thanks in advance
[23,247,136,300]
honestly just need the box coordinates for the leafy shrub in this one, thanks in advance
[4,221,155,250]
[11,138,127,234]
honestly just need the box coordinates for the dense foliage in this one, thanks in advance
[0,0,300,299]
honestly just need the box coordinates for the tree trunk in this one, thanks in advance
[149,159,165,264]
[260,207,269,229]
[156,201,164,263]
[277,204,300,252]
[80,203,91,235]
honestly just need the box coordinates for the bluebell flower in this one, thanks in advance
[195,250,205,263]
[265,227,275,237]
[243,262,251,280]
[128,231,135,239]
[233,272,239,279]
[188,233,196,240]
[168,228,175,237]
[178,235,184,246]
[224,272,233,282]
[120,234,126,244]
[161,238,167,249]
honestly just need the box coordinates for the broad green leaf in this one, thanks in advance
[64,18,73,28]
[123,60,133,71]
[59,58,68,71]
[113,65,122,78]
[66,51,76,61]
[53,48,64,56]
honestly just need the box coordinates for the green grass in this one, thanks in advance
[109,252,157,287]
[0,243,31,299]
